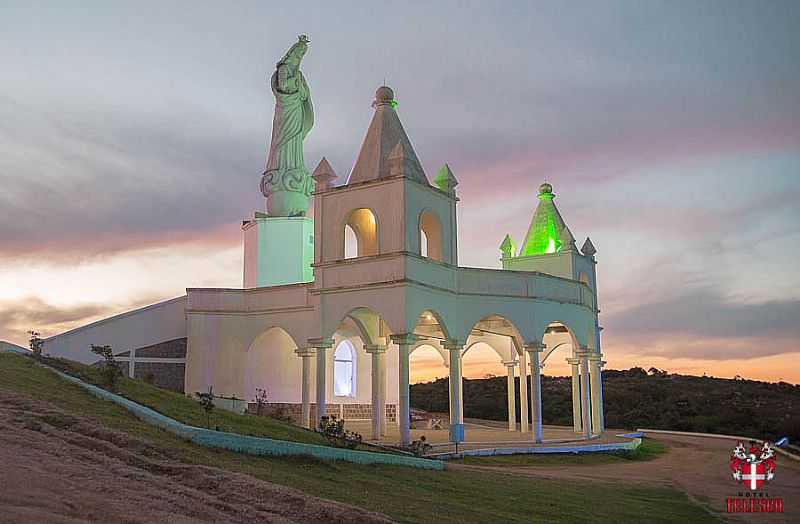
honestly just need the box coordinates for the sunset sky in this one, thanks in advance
[1,1,798,383]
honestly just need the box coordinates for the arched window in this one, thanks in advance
[343,208,378,258]
[334,340,356,397]
[344,224,358,259]
[419,209,443,261]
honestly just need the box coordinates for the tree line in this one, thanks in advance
[410,367,800,442]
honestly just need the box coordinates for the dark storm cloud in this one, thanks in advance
[0,94,264,258]
[604,287,800,353]
[2,1,798,262]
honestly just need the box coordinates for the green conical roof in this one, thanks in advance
[519,183,568,256]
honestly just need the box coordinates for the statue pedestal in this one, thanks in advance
[243,215,314,288]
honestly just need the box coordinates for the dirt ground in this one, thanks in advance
[452,433,800,523]
[0,391,391,524]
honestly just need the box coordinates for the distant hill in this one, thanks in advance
[410,367,800,442]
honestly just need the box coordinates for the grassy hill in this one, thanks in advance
[37,354,330,445]
[0,353,719,523]
[411,367,800,442]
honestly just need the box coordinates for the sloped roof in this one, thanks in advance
[347,86,429,185]
[519,183,570,256]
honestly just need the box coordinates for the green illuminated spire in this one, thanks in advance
[519,183,569,256]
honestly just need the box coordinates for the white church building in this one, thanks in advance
[43,84,605,446]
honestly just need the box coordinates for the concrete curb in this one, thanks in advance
[431,434,642,460]
[37,361,443,470]
[637,428,800,462]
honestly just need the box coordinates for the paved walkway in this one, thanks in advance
[347,420,630,452]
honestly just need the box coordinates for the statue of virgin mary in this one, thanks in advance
[260,35,314,216]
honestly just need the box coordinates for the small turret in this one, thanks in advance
[312,157,337,191]
[581,237,597,257]
[434,164,459,196]
[499,234,516,259]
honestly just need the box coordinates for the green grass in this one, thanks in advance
[39,354,330,445]
[458,439,667,467]
[0,353,721,523]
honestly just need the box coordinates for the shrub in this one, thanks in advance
[90,344,121,390]
[410,435,432,457]
[254,387,269,416]
[318,415,362,449]
[195,386,215,429]
[27,330,43,356]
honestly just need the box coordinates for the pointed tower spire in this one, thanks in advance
[311,157,337,191]
[519,183,570,256]
[347,86,428,185]
[581,237,597,257]
[499,234,516,259]
[434,164,459,196]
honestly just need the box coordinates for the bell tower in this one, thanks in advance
[312,86,459,277]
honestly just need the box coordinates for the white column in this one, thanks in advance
[443,340,465,443]
[365,344,386,440]
[391,334,417,446]
[598,360,606,433]
[566,357,582,433]
[525,343,545,443]
[589,353,604,434]
[310,339,333,427]
[379,350,387,436]
[518,347,529,433]
[503,361,517,431]
[295,347,315,429]
[128,346,136,378]
[578,348,593,439]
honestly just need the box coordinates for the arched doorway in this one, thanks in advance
[245,327,300,410]
[322,307,395,441]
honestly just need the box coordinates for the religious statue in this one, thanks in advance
[260,35,314,216]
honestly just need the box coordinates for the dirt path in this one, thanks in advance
[450,433,800,522]
[0,391,391,524]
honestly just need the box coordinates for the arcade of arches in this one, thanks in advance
[277,309,604,446]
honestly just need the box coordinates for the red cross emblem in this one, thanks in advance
[730,441,777,490]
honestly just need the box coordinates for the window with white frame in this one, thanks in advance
[334,340,356,397]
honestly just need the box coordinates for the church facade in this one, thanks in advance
[43,83,605,446]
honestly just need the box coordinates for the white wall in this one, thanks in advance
[42,296,187,364]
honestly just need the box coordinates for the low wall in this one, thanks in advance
[46,364,442,470]
[432,435,642,460]
[247,402,398,425]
